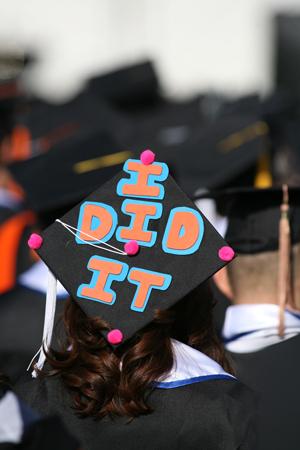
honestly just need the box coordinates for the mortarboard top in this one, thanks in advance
[176,112,268,196]
[32,151,234,348]
[203,186,300,254]
[87,60,159,106]
[13,90,131,156]
[122,94,269,197]
[7,131,135,219]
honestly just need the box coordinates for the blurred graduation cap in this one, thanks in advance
[122,94,271,197]
[11,90,131,159]
[8,131,135,224]
[87,60,159,107]
[180,114,269,196]
[213,185,300,254]
[87,62,269,197]
[29,151,235,372]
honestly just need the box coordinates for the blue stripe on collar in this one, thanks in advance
[222,329,259,345]
[156,374,235,389]
[286,309,300,320]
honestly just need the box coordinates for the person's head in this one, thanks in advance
[214,243,300,308]
[41,279,234,420]
[213,186,300,310]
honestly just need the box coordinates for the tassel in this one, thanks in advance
[30,269,57,377]
[278,185,293,337]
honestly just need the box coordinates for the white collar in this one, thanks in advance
[222,304,300,354]
[17,260,69,298]
[156,339,235,388]
[0,391,24,444]
[0,391,39,443]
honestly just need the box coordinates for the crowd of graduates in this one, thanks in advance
[1,46,300,448]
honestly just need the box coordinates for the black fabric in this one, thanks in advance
[0,286,67,380]
[227,333,300,450]
[0,414,79,450]
[14,372,258,450]
[0,380,11,399]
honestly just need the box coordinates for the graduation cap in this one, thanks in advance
[28,150,234,373]
[211,185,300,254]
[209,185,300,336]
[8,131,134,223]
[87,60,159,106]
[123,94,270,197]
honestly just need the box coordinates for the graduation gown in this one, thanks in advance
[14,341,258,450]
[222,305,300,450]
[227,334,300,450]
[0,261,68,381]
[0,385,79,449]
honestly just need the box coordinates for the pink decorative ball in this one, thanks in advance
[107,329,123,345]
[124,240,139,255]
[218,246,234,261]
[140,149,155,165]
[28,233,43,249]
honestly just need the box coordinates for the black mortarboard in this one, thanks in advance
[87,60,159,106]
[30,151,234,356]
[8,131,134,219]
[122,94,270,197]
[211,186,300,254]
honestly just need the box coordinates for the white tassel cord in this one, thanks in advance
[55,219,127,255]
[28,269,57,377]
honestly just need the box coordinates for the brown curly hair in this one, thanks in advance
[37,280,234,420]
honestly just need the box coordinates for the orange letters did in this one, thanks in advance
[163,207,203,255]
[76,202,117,244]
[117,200,162,246]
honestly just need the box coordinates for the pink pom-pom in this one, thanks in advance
[124,240,139,255]
[140,150,155,165]
[219,246,234,262]
[28,233,43,249]
[107,329,123,345]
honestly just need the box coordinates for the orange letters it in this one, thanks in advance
[81,258,124,304]
[129,269,166,311]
